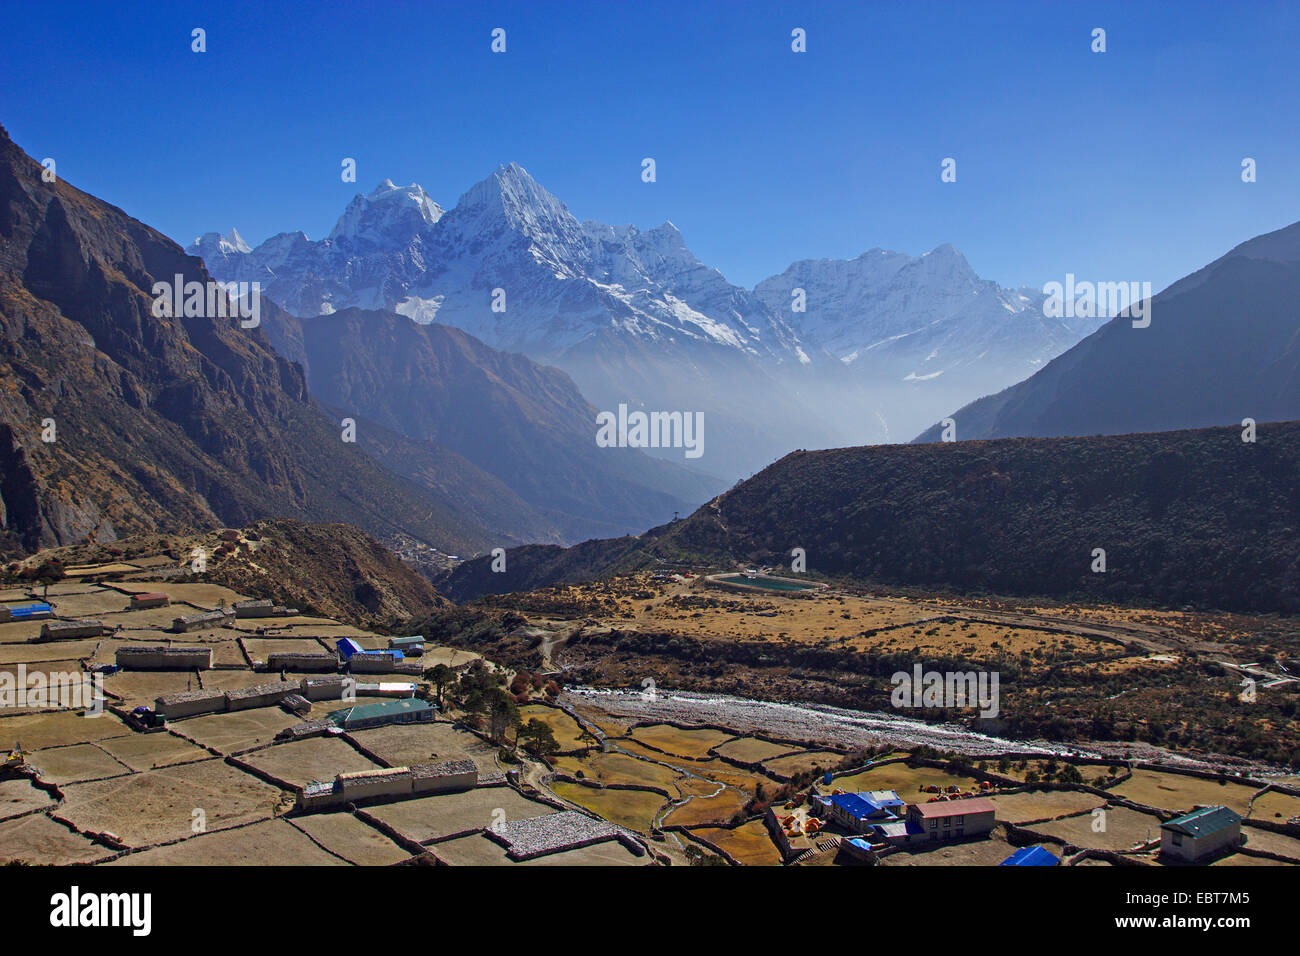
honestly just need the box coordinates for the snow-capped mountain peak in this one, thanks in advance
[190,227,252,258]
[451,163,581,240]
[328,180,443,245]
[435,163,592,285]
[456,164,557,218]
[191,162,1104,475]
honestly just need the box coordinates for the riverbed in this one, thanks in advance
[562,685,1240,771]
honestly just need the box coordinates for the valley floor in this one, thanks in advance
[2,555,1297,867]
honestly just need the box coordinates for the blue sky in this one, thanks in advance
[3,0,1298,291]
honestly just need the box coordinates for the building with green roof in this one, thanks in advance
[327,696,435,730]
[1160,805,1242,863]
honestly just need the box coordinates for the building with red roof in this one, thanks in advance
[906,796,997,841]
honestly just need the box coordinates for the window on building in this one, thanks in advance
[1172,832,1183,846]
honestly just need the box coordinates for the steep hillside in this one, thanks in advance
[263,307,720,541]
[11,519,442,630]
[198,519,445,629]
[915,222,1300,442]
[441,422,1300,614]
[0,124,484,555]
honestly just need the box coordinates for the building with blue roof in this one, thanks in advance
[813,790,903,833]
[0,602,53,622]
[1000,845,1059,866]
[335,638,363,660]
[1160,805,1242,863]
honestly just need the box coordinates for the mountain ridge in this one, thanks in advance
[0,125,704,558]
[914,220,1300,443]
[191,163,1104,476]
[439,421,1300,615]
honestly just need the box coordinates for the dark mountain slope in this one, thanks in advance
[263,307,722,541]
[441,422,1300,614]
[0,124,483,555]
[915,222,1300,442]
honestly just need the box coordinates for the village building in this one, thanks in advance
[280,693,311,716]
[357,681,421,697]
[171,609,234,633]
[266,651,337,672]
[301,675,351,702]
[232,598,298,618]
[867,819,927,846]
[224,680,301,711]
[128,592,170,610]
[276,719,336,741]
[906,796,997,841]
[812,790,905,833]
[338,768,413,801]
[411,758,478,794]
[347,650,406,673]
[296,758,476,811]
[327,697,435,730]
[298,779,341,811]
[335,638,364,660]
[232,598,273,617]
[116,645,212,670]
[0,602,53,622]
[37,619,106,642]
[1001,845,1060,866]
[154,688,226,720]
[1160,806,1243,862]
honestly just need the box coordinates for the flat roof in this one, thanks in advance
[863,789,905,806]
[412,758,476,778]
[871,820,925,837]
[338,767,412,784]
[176,609,231,621]
[155,689,225,705]
[225,680,298,699]
[828,793,888,819]
[119,644,207,655]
